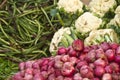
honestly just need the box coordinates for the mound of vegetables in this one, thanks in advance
[12,39,120,80]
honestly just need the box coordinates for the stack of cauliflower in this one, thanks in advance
[50,0,120,53]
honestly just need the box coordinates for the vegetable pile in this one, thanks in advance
[12,39,120,80]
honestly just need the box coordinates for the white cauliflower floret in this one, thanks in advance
[115,5,120,14]
[57,0,83,13]
[49,27,71,53]
[89,0,117,17]
[84,29,118,46]
[75,12,102,33]
[108,14,120,26]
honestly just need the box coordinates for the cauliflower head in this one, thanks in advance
[57,0,83,13]
[75,12,102,34]
[89,0,117,17]
[115,5,120,14]
[49,27,71,53]
[84,29,118,46]
[108,14,120,27]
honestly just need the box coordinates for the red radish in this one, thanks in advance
[95,48,105,59]
[69,57,77,65]
[92,78,100,80]
[24,68,33,80]
[48,74,56,80]
[116,46,120,55]
[105,49,115,61]
[68,48,79,57]
[19,62,25,70]
[72,39,84,51]
[99,42,110,51]
[76,61,88,69]
[102,73,112,80]
[61,55,70,62]
[90,45,98,50]
[25,61,35,69]
[55,69,61,77]
[56,76,64,80]
[105,65,112,73]
[41,71,48,79]
[61,62,75,77]
[89,63,95,69]
[82,78,90,80]
[115,55,120,63]
[80,65,94,79]
[54,60,63,69]
[84,46,92,53]
[47,67,55,75]
[79,53,86,60]
[57,47,67,55]
[33,69,40,75]
[94,58,106,67]
[109,62,119,73]
[33,73,45,80]
[85,50,96,62]
[64,77,73,80]
[112,73,119,80]
[73,73,82,80]
[94,66,105,77]
[109,42,119,49]
[32,61,40,69]
[41,58,49,66]
[12,72,23,80]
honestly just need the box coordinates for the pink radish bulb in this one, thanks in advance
[41,71,48,79]
[99,42,110,51]
[73,73,82,80]
[48,74,56,80]
[82,78,90,80]
[89,63,95,69]
[109,62,120,73]
[112,73,119,80]
[76,61,88,69]
[90,45,98,50]
[33,69,40,75]
[25,61,35,69]
[33,73,45,80]
[41,58,49,66]
[84,46,92,53]
[54,60,63,69]
[116,46,120,55]
[85,50,96,62]
[68,48,79,57]
[94,66,105,77]
[55,69,61,77]
[72,39,84,51]
[64,77,73,80]
[79,53,87,60]
[61,55,70,62]
[19,62,25,70]
[102,73,112,80]
[109,42,119,49]
[105,65,113,73]
[69,57,77,65]
[56,76,64,80]
[12,72,23,80]
[24,68,33,80]
[115,55,120,63]
[57,47,67,55]
[61,62,75,77]
[95,48,105,59]
[92,78,100,80]
[80,65,94,79]
[105,49,115,61]
[32,61,40,69]
[94,58,106,67]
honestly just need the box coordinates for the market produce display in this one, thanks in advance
[1,0,120,79]
[12,39,120,80]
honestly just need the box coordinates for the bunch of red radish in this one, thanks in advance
[12,39,120,80]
